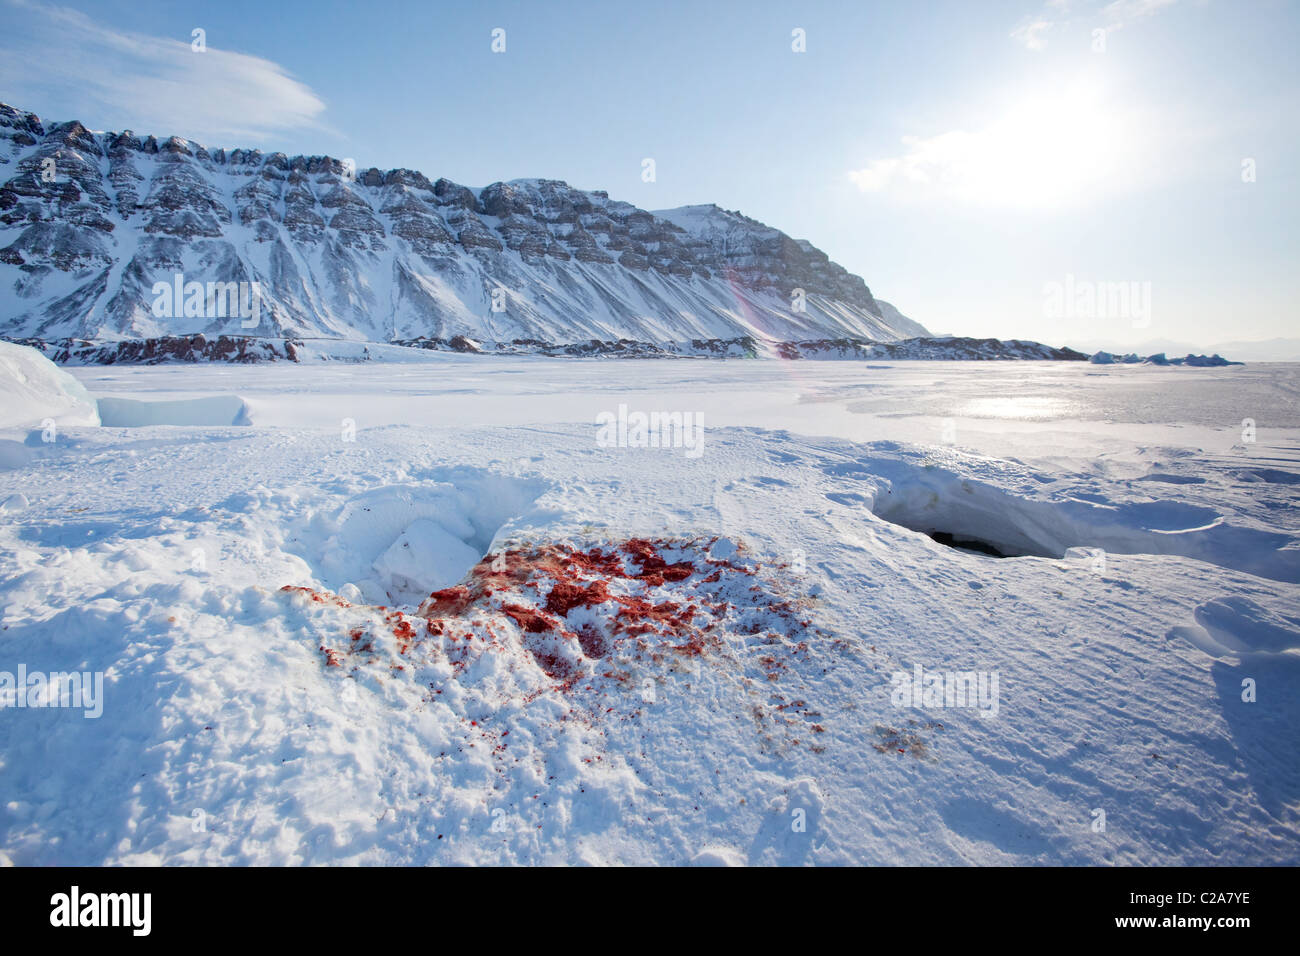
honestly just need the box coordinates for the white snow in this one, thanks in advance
[0,356,1296,865]
[0,341,99,429]
[371,518,482,605]
[321,481,550,605]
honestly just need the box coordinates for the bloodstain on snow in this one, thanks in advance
[411,537,806,690]
[622,538,695,586]
[281,585,353,608]
[422,585,474,617]
[283,536,826,748]
[500,603,558,634]
[544,579,611,616]
[574,623,608,659]
[871,722,943,760]
[388,612,417,654]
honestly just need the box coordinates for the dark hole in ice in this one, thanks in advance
[870,482,1061,559]
[927,531,1014,558]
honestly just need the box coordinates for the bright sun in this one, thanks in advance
[853,73,1145,209]
[969,79,1130,207]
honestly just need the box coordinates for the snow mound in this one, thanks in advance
[311,474,552,606]
[372,518,482,606]
[96,395,252,427]
[0,340,99,429]
[1171,596,1300,659]
[266,534,835,863]
[283,534,828,748]
[690,846,746,866]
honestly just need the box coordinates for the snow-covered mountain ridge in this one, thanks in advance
[0,102,928,345]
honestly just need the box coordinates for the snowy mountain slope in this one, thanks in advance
[874,299,927,339]
[0,103,925,345]
[651,204,929,341]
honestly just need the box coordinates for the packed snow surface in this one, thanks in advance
[0,357,1297,865]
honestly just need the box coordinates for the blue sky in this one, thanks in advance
[1,0,1296,348]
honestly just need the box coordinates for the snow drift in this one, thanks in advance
[0,339,99,428]
[96,395,252,427]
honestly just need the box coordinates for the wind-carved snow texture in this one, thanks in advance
[0,102,925,346]
[1170,597,1300,659]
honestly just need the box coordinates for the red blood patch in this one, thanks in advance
[292,537,819,717]
[545,579,611,616]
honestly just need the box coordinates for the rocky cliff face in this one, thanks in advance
[0,103,925,345]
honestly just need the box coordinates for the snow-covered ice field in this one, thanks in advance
[1,353,1298,865]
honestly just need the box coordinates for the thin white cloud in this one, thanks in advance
[1101,0,1179,29]
[1011,0,1180,50]
[0,0,327,145]
[848,75,1165,209]
[1011,20,1054,51]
